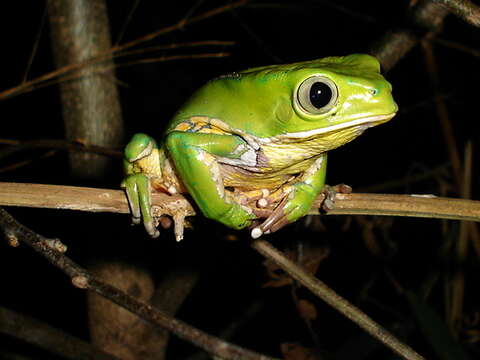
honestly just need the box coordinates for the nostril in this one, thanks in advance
[369,88,378,96]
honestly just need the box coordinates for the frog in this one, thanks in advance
[121,54,397,241]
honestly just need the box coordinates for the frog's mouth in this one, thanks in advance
[264,113,396,142]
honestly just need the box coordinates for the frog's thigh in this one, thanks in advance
[165,131,248,220]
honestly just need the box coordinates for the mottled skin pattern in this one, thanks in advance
[121,54,397,240]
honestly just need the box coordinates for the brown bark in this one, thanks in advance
[46,2,199,359]
[47,2,166,360]
[47,0,123,180]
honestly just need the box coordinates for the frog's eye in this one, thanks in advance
[296,76,338,115]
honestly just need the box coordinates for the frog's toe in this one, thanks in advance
[172,214,186,242]
[131,216,141,225]
[252,208,273,219]
[144,220,160,238]
[250,196,293,239]
[321,183,352,212]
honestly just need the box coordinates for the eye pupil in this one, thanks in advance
[310,82,333,109]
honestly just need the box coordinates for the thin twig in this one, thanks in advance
[114,40,235,59]
[112,0,248,52]
[421,38,463,192]
[448,141,474,335]
[435,38,480,58]
[116,52,231,67]
[113,0,141,46]
[0,150,56,174]
[0,0,249,101]
[22,5,47,83]
[0,139,122,161]
[178,0,206,28]
[251,240,425,360]
[0,207,279,360]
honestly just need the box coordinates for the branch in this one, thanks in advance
[251,240,425,360]
[0,207,278,360]
[0,139,122,161]
[0,183,438,360]
[371,0,480,72]
[0,182,479,223]
[0,306,121,360]
[433,0,480,27]
[370,0,449,71]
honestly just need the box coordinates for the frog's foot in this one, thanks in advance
[121,173,160,238]
[250,183,315,239]
[321,183,352,211]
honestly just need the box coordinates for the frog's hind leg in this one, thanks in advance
[165,131,256,230]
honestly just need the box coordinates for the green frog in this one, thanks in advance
[121,54,397,240]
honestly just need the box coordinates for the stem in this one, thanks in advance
[0,207,278,360]
[251,240,425,360]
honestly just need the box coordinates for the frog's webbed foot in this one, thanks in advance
[320,183,352,211]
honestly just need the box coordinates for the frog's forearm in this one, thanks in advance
[124,159,134,175]
[301,153,328,192]
[165,131,255,229]
[284,153,327,223]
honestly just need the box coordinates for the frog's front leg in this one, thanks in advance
[121,134,161,238]
[251,153,327,238]
[165,131,257,229]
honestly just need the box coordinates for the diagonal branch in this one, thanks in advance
[0,0,249,101]
[0,207,279,360]
[433,0,480,27]
[251,240,425,360]
[0,183,444,360]
[0,306,122,360]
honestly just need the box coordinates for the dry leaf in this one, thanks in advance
[297,299,317,320]
[280,343,322,360]
[262,246,329,288]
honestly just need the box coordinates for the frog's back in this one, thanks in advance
[164,68,293,138]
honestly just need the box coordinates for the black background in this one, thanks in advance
[1,1,479,359]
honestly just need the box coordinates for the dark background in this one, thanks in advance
[0,1,479,359]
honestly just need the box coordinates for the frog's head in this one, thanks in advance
[283,54,397,140]
[172,54,397,143]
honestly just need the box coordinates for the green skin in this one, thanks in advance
[122,54,398,239]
